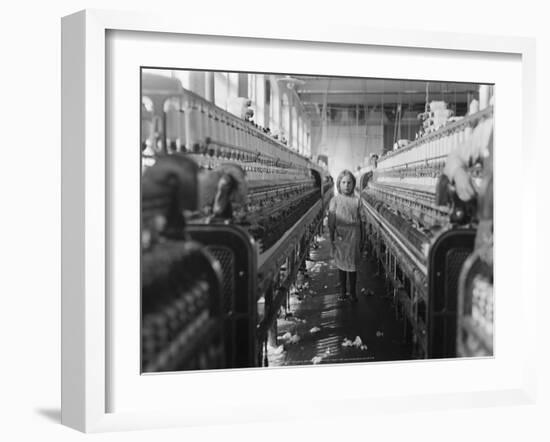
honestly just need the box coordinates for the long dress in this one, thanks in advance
[328,194,362,272]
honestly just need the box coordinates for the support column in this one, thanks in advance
[238,73,248,98]
[288,92,293,148]
[297,115,301,153]
[205,71,215,102]
[264,77,271,130]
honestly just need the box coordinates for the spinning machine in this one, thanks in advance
[140,73,333,370]
[357,106,494,358]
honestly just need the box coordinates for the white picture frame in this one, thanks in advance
[61,9,537,433]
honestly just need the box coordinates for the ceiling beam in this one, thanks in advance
[293,78,480,94]
[298,92,471,106]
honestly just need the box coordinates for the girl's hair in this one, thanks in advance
[336,169,356,194]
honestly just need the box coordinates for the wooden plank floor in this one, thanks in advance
[268,231,413,367]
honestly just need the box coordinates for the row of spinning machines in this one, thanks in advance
[141,74,332,371]
[357,106,494,359]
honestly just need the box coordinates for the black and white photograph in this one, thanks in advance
[140,68,494,373]
[2,0,546,438]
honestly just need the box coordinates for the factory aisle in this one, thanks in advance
[269,231,413,367]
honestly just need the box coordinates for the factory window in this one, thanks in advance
[228,73,239,100]
[214,72,228,110]
[248,74,256,102]
[253,74,266,128]
[281,93,290,142]
[291,106,298,150]
[269,78,279,132]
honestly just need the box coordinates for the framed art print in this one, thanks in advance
[61,9,537,433]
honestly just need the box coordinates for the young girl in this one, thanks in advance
[328,170,364,302]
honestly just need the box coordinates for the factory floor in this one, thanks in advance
[268,231,413,367]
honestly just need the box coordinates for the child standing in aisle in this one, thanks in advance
[328,170,364,302]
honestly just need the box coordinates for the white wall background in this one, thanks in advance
[0,1,547,441]
[311,123,380,176]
